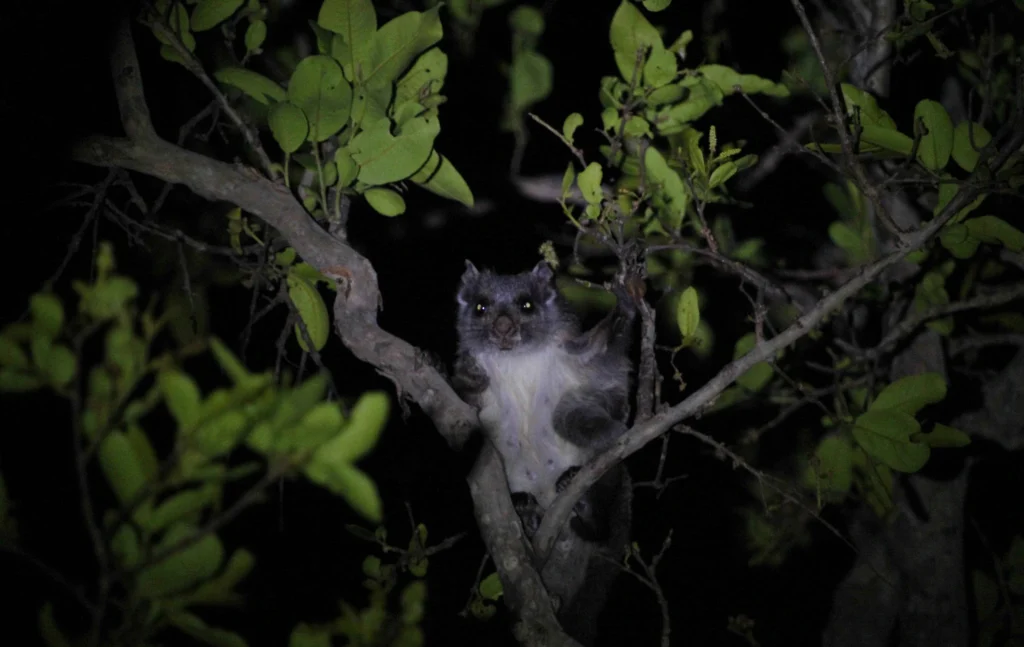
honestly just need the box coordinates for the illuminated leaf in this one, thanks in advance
[363,187,407,216]
[268,102,308,154]
[191,0,244,32]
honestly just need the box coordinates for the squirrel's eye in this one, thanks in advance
[519,299,534,313]
[474,301,488,316]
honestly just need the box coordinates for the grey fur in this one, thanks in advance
[454,261,634,646]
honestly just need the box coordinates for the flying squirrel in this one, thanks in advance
[453,260,638,646]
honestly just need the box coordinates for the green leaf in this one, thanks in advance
[306,462,382,522]
[350,83,392,131]
[914,99,953,171]
[647,83,684,106]
[858,124,914,155]
[913,270,953,334]
[708,161,737,189]
[738,362,773,392]
[507,50,553,115]
[289,623,332,647]
[43,344,76,388]
[98,431,148,506]
[318,0,377,78]
[939,223,980,259]
[268,102,308,153]
[919,423,971,448]
[312,391,388,467]
[840,84,896,128]
[214,67,286,105]
[363,187,407,216]
[143,487,218,533]
[731,239,764,264]
[362,7,443,87]
[643,43,677,88]
[560,162,576,199]
[803,434,853,495]
[208,338,251,385]
[191,0,244,31]
[853,409,930,472]
[39,603,72,647]
[30,331,51,369]
[933,180,986,223]
[401,580,427,621]
[966,215,1024,251]
[394,48,447,109]
[336,147,358,187]
[733,333,774,392]
[287,273,330,352]
[869,372,946,415]
[860,458,894,517]
[186,548,255,605]
[609,0,662,82]
[0,366,39,391]
[166,609,248,647]
[829,221,872,264]
[667,77,724,124]
[194,409,249,457]
[509,6,544,35]
[282,403,344,451]
[409,151,474,207]
[644,147,688,230]
[138,523,225,598]
[30,293,64,339]
[245,19,267,52]
[330,32,353,73]
[667,28,693,56]
[77,275,139,321]
[160,370,202,429]
[951,121,992,172]
[321,158,338,187]
[623,115,652,138]
[110,522,140,568]
[480,572,504,600]
[676,287,700,339]
[125,424,159,481]
[699,64,789,97]
[562,113,583,144]
[267,373,329,437]
[287,55,353,142]
[350,115,440,184]
[680,128,706,176]
[577,163,603,204]
[105,324,144,390]
[643,0,671,10]
[0,335,29,369]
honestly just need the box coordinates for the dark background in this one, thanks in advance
[3,1,1021,646]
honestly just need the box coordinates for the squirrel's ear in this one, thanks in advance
[530,261,558,303]
[530,261,554,284]
[457,261,481,305]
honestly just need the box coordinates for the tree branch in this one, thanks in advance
[533,125,1024,560]
[841,282,1024,361]
[65,19,578,645]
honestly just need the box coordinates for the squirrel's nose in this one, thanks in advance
[493,315,514,335]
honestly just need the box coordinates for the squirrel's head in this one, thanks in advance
[456,261,576,353]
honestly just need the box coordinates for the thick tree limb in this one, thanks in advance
[110,12,156,142]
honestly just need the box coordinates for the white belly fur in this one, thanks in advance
[475,347,585,506]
